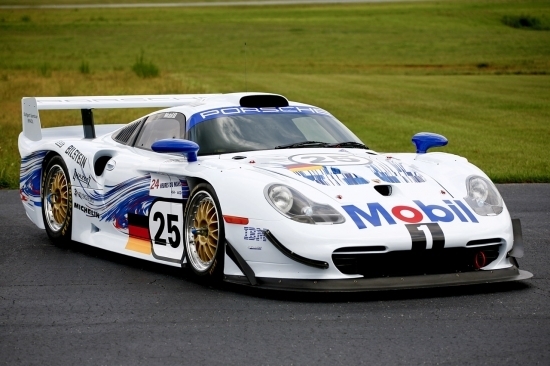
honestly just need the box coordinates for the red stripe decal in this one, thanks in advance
[129,225,149,240]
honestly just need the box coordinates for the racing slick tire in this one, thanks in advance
[183,183,225,281]
[41,155,72,244]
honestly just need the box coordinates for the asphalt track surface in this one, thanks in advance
[0,0,422,10]
[0,184,549,365]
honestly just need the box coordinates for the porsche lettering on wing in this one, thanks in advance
[342,200,479,229]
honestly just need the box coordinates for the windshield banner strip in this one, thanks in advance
[187,106,332,130]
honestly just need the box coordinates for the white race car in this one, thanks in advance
[19,93,532,291]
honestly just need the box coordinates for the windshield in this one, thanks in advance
[188,112,362,155]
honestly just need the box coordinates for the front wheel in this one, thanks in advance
[41,156,72,243]
[183,183,225,279]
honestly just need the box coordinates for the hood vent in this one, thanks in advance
[240,94,289,108]
[374,185,392,196]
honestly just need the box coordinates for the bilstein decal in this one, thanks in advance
[65,145,87,168]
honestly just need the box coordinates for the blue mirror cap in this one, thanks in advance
[151,139,199,162]
[412,132,448,154]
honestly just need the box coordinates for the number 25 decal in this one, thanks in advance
[405,223,445,250]
[153,212,181,248]
[289,153,372,166]
[148,201,184,263]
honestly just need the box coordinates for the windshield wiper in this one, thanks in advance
[325,141,370,150]
[274,141,370,150]
[274,141,329,149]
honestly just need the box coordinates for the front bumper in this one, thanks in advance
[224,266,533,292]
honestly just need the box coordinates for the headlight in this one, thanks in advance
[268,185,294,213]
[264,184,345,224]
[464,175,503,216]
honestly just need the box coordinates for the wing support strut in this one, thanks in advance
[81,109,96,139]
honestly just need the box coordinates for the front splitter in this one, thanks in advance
[224,266,533,292]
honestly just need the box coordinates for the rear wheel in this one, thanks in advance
[184,183,225,280]
[41,156,72,243]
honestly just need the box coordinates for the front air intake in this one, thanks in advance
[240,95,289,108]
[332,244,502,278]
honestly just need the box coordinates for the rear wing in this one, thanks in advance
[22,94,219,141]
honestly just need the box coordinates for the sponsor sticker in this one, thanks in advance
[73,169,91,187]
[244,227,267,241]
[342,199,479,230]
[73,188,94,203]
[74,202,99,218]
[64,145,87,168]
[24,112,38,124]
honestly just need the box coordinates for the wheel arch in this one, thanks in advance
[185,176,209,197]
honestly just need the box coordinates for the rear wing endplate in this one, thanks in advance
[21,94,218,141]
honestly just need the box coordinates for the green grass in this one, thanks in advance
[0,0,249,4]
[0,0,549,188]
[132,51,160,78]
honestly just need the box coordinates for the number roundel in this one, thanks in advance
[149,200,184,261]
[153,212,181,248]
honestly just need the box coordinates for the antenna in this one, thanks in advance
[244,42,247,92]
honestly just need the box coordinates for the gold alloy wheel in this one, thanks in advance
[45,165,69,232]
[186,191,220,273]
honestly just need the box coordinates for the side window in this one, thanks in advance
[134,112,186,151]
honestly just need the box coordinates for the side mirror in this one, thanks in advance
[412,132,448,154]
[151,139,200,162]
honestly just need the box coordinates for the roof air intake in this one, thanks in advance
[240,95,289,108]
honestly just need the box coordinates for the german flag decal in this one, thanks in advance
[125,213,151,255]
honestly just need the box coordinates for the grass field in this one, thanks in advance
[0,0,549,188]
[0,0,257,4]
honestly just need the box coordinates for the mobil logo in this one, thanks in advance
[342,200,479,229]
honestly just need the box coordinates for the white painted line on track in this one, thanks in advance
[0,0,426,10]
